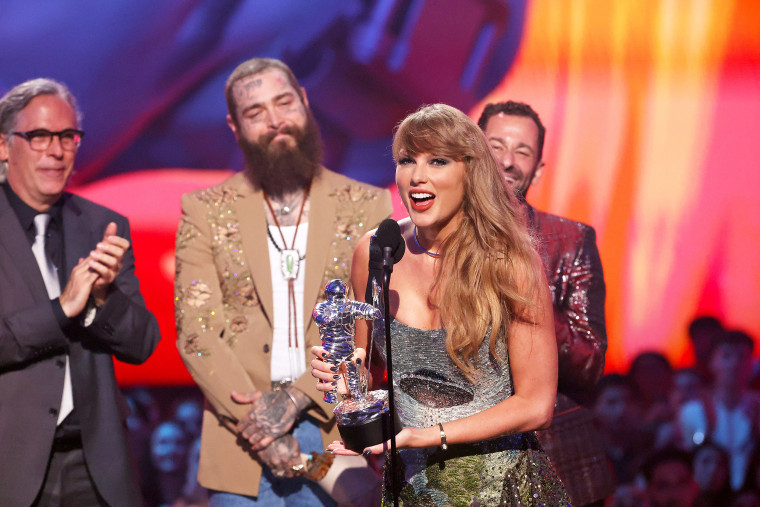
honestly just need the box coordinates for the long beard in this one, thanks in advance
[239,112,323,197]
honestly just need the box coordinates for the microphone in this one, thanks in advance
[365,235,383,303]
[373,218,404,507]
[376,218,405,269]
[365,219,405,302]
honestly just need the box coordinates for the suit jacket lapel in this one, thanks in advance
[303,170,336,335]
[231,170,337,335]
[61,194,92,278]
[0,189,50,302]
[233,174,275,325]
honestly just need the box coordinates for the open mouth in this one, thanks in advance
[409,192,435,211]
[39,167,66,177]
[501,170,523,186]
[267,128,297,145]
[272,132,294,142]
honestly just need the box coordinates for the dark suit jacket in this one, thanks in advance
[0,186,160,507]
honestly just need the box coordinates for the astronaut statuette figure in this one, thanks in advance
[312,279,381,403]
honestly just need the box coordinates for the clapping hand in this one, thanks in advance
[88,222,128,305]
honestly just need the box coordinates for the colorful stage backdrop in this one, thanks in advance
[3,0,759,384]
[472,0,760,375]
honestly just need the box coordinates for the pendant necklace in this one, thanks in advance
[275,193,301,216]
[266,226,305,274]
[264,184,310,357]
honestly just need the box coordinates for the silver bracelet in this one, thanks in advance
[438,422,448,451]
[283,388,299,410]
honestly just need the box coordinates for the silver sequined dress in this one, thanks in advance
[376,319,569,506]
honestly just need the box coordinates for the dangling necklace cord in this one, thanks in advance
[263,184,311,351]
[266,227,305,260]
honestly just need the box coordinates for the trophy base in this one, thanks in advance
[335,390,402,453]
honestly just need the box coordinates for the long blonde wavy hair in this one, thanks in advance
[393,104,544,378]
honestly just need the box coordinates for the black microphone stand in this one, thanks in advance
[382,246,400,507]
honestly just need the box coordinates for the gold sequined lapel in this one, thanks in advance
[233,173,275,326]
[303,169,338,336]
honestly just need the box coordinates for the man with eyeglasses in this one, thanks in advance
[0,78,160,507]
[10,128,85,152]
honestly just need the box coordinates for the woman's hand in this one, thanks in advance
[325,440,361,456]
[326,426,431,456]
[310,346,366,395]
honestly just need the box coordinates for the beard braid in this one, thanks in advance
[239,111,323,198]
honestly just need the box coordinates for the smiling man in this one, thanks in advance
[479,101,614,506]
[0,78,160,507]
[174,58,391,506]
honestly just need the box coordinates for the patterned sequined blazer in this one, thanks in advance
[174,168,392,497]
[528,204,615,504]
[528,205,607,400]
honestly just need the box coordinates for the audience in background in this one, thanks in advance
[147,420,189,506]
[687,316,725,382]
[126,388,161,490]
[678,330,760,490]
[653,367,708,450]
[671,369,709,412]
[641,447,699,507]
[171,398,203,442]
[628,351,675,448]
[606,483,648,507]
[741,446,760,493]
[124,388,208,507]
[732,488,760,507]
[692,441,732,506]
[181,437,208,507]
[597,318,760,505]
[592,374,651,485]
[629,352,674,416]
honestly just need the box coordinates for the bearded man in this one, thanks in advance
[174,58,392,506]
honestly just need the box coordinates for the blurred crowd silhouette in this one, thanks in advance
[599,317,760,507]
[124,387,208,507]
[125,315,760,506]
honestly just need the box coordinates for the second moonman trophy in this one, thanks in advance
[312,279,400,452]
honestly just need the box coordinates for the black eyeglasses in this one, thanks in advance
[11,129,85,152]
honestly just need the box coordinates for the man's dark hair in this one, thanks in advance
[712,329,755,355]
[477,100,546,161]
[592,373,637,404]
[641,447,693,483]
[674,366,707,384]
[687,316,723,339]
[629,351,673,377]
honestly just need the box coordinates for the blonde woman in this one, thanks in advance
[312,104,568,505]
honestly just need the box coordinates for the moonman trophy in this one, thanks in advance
[312,279,400,452]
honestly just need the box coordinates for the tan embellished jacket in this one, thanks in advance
[174,168,392,496]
